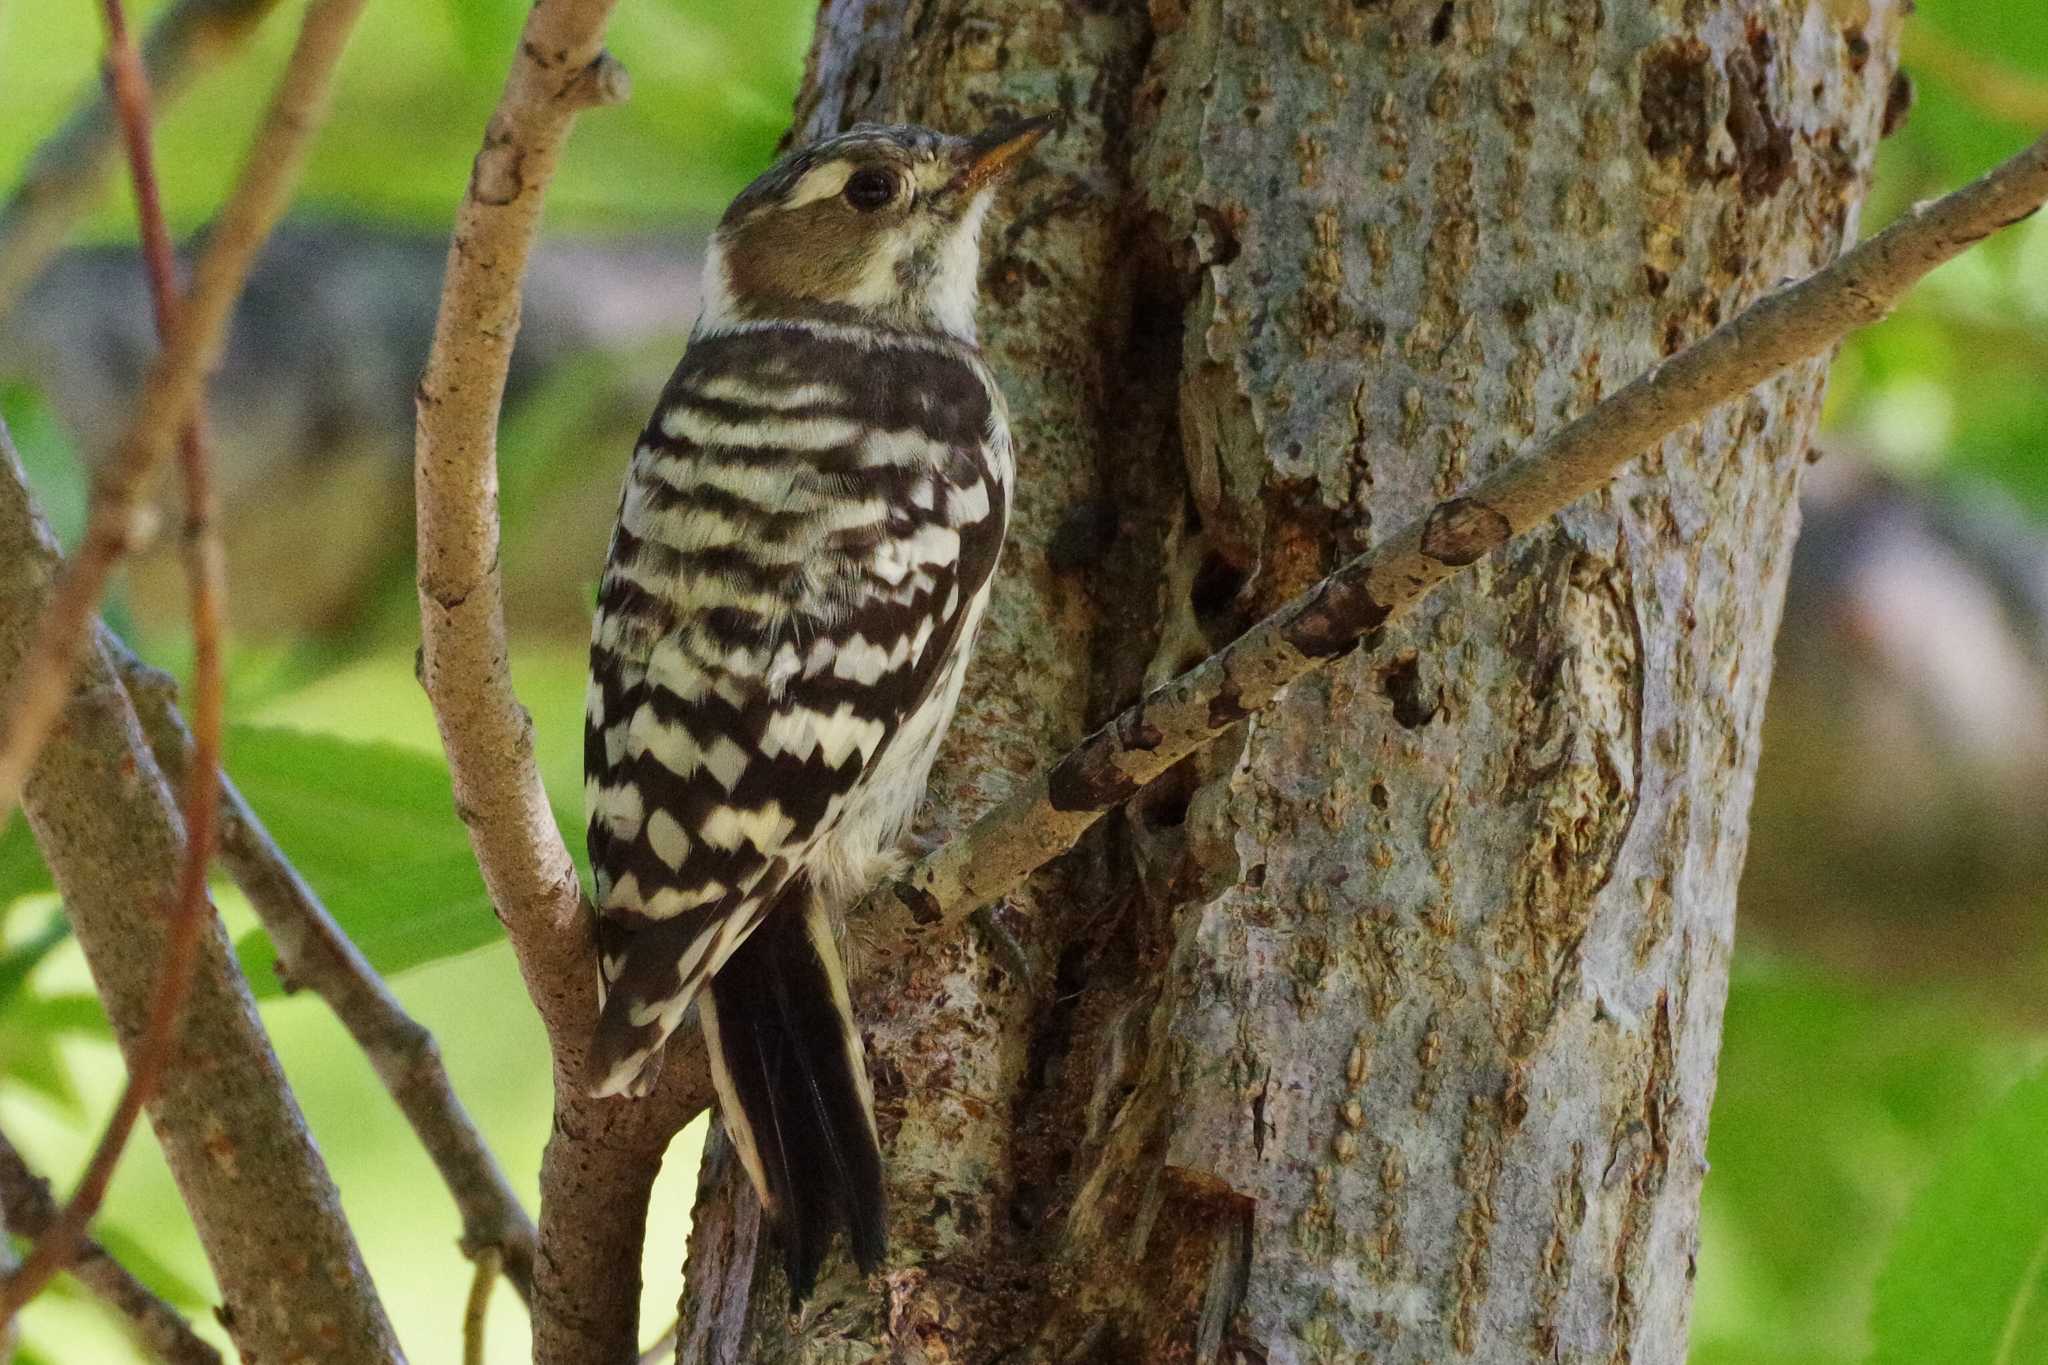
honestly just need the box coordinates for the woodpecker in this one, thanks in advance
[582,117,1050,1297]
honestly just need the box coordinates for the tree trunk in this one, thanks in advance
[676,2,1905,1360]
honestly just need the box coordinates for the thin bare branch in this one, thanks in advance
[0,0,222,1316]
[0,0,366,830]
[462,1246,502,1365]
[0,424,401,1360]
[410,6,712,1358]
[0,0,287,320]
[116,645,540,1305]
[0,1129,222,1365]
[412,0,627,1041]
[848,127,2048,959]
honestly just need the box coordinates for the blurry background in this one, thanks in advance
[0,1,2042,1360]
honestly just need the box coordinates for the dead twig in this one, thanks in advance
[0,0,365,831]
[117,645,540,1305]
[0,0,287,320]
[0,1129,222,1365]
[0,0,224,1318]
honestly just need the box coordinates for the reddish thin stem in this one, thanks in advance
[0,0,224,1324]
[0,0,346,828]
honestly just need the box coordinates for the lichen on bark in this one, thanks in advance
[675,3,1907,1361]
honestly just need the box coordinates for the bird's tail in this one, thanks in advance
[699,877,886,1299]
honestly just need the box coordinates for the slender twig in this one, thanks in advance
[410,9,714,1360]
[462,1246,502,1365]
[0,1130,222,1365]
[413,3,629,1038]
[116,644,540,1305]
[0,0,365,830]
[846,127,2048,958]
[0,0,223,1318]
[0,0,287,321]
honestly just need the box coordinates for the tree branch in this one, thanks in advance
[412,0,627,1049]
[410,5,709,1360]
[0,0,227,1318]
[0,421,402,1359]
[0,1128,221,1365]
[0,0,287,321]
[848,128,2048,958]
[115,643,540,1306]
[0,0,365,830]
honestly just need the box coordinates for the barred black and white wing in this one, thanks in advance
[582,321,1009,1293]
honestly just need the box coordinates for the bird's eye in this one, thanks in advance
[843,168,899,211]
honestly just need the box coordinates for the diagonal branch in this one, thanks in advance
[0,0,225,1317]
[115,643,540,1306]
[0,0,365,831]
[850,127,2048,957]
[0,1127,221,1365]
[0,421,403,1359]
[0,0,288,321]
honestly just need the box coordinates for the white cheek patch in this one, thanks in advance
[783,161,856,210]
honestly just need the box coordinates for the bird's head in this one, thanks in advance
[697,117,1054,343]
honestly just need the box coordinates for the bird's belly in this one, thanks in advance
[810,582,988,907]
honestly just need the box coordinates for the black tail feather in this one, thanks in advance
[699,881,886,1299]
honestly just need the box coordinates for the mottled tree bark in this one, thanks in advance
[677,2,1905,1361]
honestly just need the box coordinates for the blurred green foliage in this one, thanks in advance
[0,0,811,230]
[1870,1060,2048,1364]
[1830,6,2048,505]
[0,0,2042,1361]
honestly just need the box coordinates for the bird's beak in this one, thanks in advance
[948,115,1057,197]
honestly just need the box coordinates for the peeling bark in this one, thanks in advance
[676,2,1906,1361]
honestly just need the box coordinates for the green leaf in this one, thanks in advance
[0,384,86,550]
[1869,1061,2048,1365]
[0,994,105,1114]
[90,1220,213,1310]
[0,815,53,910]
[221,725,510,997]
[0,910,71,1010]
